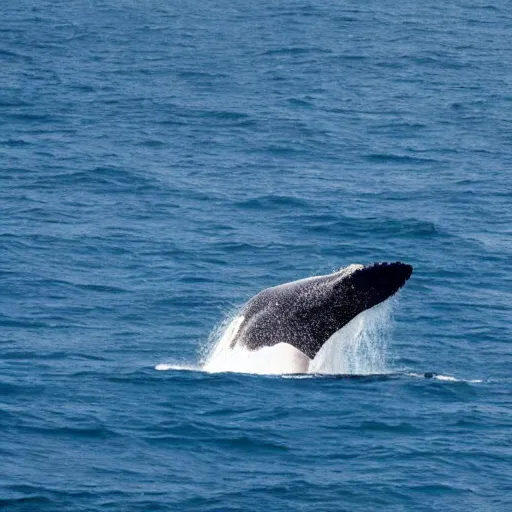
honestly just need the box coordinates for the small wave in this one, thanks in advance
[262,47,332,57]
[155,363,199,372]
[0,496,54,508]
[407,372,483,384]
[281,374,315,379]
[236,194,309,210]
[154,363,484,385]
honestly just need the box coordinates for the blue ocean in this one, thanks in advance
[2,1,511,510]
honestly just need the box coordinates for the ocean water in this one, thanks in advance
[1,0,512,510]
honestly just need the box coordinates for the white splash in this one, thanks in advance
[200,313,245,371]
[155,363,199,371]
[309,300,394,375]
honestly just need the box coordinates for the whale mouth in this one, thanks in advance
[348,261,413,308]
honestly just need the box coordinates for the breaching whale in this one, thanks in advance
[228,262,413,371]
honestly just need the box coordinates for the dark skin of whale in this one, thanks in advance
[231,262,413,360]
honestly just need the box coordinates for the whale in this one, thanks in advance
[227,262,413,372]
